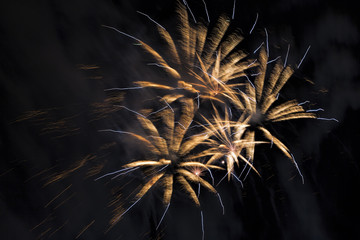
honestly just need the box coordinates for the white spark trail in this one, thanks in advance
[114,105,147,118]
[202,0,210,23]
[284,44,290,67]
[291,153,304,184]
[317,117,339,122]
[156,203,170,230]
[102,25,142,42]
[217,193,225,215]
[254,42,264,54]
[297,45,311,69]
[306,108,324,113]
[267,56,281,64]
[94,167,136,181]
[264,28,269,57]
[232,0,236,19]
[136,11,166,30]
[183,0,197,23]
[114,197,142,223]
[200,211,205,240]
[112,167,140,179]
[249,13,259,34]
[231,172,244,188]
[298,100,310,106]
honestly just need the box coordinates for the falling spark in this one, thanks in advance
[306,108,324,112]
[297,45,311,69]
[249,13,259,34]
[156,203,171,230]
[291,153,304,184]
[254,42,264,54]
[232,0,236,19]
[298,100,310,106]
[284,44,290,67]
[200,211,205,240]
[202,0,210,23]
[136,11,166,30]
[216,193,225,215]
[183,0,197,23]
[264,28,269,57]
[317,117,339,122]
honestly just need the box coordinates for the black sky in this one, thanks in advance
[1,0,360,239]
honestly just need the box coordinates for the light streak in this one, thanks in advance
[291,153,304,184]
[284,44,290,67]
[232,0,236,19]
[200,211,205,240]
[264,28,269,57]
[317,117,339,122]
[202,0,210,23]
[216,193,225,215]
[297,45,311,69]
[156,203,171,230]
[249,13,259,34]
[306,108,324,113]
[136,11,166,30]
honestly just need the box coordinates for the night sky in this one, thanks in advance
[1,0,360,239]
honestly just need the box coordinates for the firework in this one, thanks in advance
[97,98,222,225]
[189,106,266,182]
[229,46,317,180]
[105,2,256,105]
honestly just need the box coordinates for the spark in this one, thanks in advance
[111,167,140,179]
[298,100,310,106]
[115,105,147,119]
[297,45,311,69]
[183,0,197,23]
[197,182,201,197]
[94,166,136,181]
[202,0,210,23]
[238,163,248,178]
[306,108,324,113]
[249,13,259,34]
[200,211,205,240]
[136,11,166,30]
[317,117,339,122]
[232,0,236,19]
[284,44,290,67]
[156,203,171,230]
[291,153,304,184]
[254,42,264,54]
[216,193,225,215]
[267,56,281,64]
[243,164,252,181]
[114,197,143,223]
[247,59,258,67]
[244,75,255,88]
[231,172,244,188]
[101,25,141,42]
[147,106,169,117]
[264,28,269,57]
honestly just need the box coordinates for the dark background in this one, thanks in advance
[1,0,359,239]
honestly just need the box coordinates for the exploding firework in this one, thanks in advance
[97,97,222,226]
[227,46,318,182]
[104,1,256,106]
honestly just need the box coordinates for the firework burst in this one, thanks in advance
[97,98,222,225]
[105,1,256,106]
